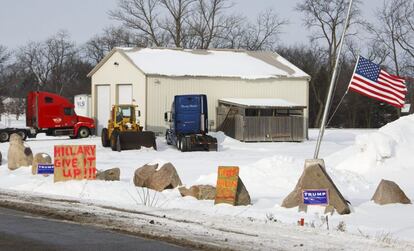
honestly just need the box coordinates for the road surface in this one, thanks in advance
[0,207,190,251]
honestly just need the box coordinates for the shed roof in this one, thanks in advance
[88,47,310,80]
[219,98,306,109]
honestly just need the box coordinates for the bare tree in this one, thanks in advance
[17,41,51,87]
[109,0,287,50]
[296,0,361,73]
[0,45,9,67]
[4,98,25,119]
[160,0,195,47]
[239,9,288,51]
[395,0,414,60]
[45,31,78,94]
[187,0,231,49]
[85,26,147,64]
[16,31,81,95]
[296,0,361,127]
[109,0,166,47]
[367,0,404,75]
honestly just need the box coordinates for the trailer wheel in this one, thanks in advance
[0,131,9,142]
[17,131,27,141]
[101,128,110,147]
[78,127,90,138]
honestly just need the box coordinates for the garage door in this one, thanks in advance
[117,84,132,104]
[96,85,110,136]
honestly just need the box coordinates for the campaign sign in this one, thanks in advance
[37,164,54,175]
[303,189,329,205]
[54,145,96,182]
[214,166,239,205]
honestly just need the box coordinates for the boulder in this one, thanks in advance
[235,178,251,206]
[147,163,182,192]
[179,185,216,200]
[282,159,351,215]
[8,134,33,170]
[133,164,158,187]
[371,179,411,205]
[32,153,52,175]
[96,167,120,181]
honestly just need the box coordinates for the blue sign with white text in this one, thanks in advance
[303,189,329,205]
[37,164,54,175]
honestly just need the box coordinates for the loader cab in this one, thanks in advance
[112,105,140,124]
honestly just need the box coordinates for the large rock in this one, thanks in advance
[97,167,120,181]
[133,163,182,192]
[133,164,158,187]
[371,179,411,205]
[282,159,351,215]
[235,178,251,206]
[8,134,33,170]
[147,163,182,192]
[179,185,216,200]
[32,153,52,175]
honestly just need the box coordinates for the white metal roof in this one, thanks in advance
[219,98,305,108]
[116,48,309,79]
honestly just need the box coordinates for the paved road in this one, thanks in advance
[0,207,190,251]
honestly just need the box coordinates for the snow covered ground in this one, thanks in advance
[0,115,413,249]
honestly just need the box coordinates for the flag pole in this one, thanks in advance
[314,0,354,159]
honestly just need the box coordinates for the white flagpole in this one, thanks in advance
[314,0,354,159]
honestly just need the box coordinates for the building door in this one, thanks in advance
[117,84,132,104]
[96,85,111,136]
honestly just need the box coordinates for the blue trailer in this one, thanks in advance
[165,95,218,152]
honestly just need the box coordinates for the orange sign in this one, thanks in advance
[54,145,96,182]
[214,166,239,205]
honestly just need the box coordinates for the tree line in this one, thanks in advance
[0,0,413,128]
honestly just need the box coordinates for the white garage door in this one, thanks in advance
[96,85,111,136]
[117,84,132,104]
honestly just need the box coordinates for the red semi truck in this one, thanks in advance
[0,91,95,142]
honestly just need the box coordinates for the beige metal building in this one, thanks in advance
[88,47,310,136]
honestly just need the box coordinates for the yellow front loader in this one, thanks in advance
[101,105,157,151]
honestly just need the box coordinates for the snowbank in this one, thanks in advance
[0,115,414,244]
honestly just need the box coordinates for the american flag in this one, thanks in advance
[348,56,407,108]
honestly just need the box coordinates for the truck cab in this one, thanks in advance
[165,94,217,152]
[26,91,95,138]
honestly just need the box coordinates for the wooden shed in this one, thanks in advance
[217,98,306,142]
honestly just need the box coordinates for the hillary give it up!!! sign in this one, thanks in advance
[54,145,96,182]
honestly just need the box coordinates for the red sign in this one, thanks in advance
[54,145,96,182]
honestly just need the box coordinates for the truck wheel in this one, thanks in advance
[177,136,182,150]
[165,130,171,145]
[78,127,90,138]
[186,137,192,152]
[101,128,110,147]
[181,137,188,152]
[0,131,9,142]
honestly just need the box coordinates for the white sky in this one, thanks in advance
[0,0,382,49]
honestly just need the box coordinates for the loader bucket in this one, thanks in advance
[118,131,157,151]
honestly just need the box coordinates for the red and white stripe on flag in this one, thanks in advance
[348,56,407,108]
